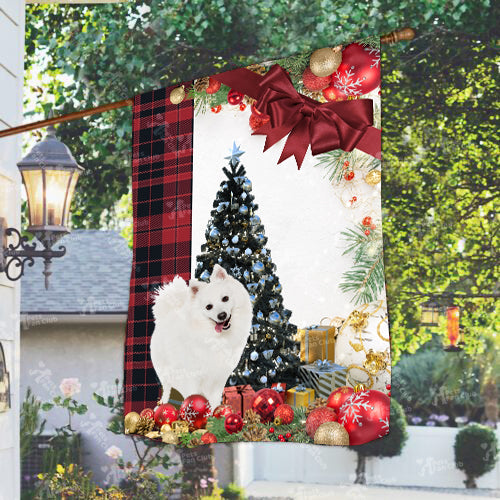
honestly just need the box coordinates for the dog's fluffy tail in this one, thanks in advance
[151,276,189,319]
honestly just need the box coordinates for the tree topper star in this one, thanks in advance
[225,142,245,165]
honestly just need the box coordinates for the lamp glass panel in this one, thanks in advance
[62,171,80,226]
[21,169,44,227]
[44,169,72,226]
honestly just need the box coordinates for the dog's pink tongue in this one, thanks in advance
[215,323,224,333]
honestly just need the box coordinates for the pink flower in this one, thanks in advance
[105,445,123,460]
[59,378,81,398]
[200,478,208,488]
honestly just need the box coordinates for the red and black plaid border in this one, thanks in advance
[124,85,194,414]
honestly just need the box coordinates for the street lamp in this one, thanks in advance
[0,125,83,289]
[420,299,440,327]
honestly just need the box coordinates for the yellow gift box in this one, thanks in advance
[296,318,339,363]
[285,385,315,407]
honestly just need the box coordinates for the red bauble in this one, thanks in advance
[140,408,154,420]
[305,407,337,439]
[322,84,347,102]
[154,404,178,427]
[224,413,244,434]
[179,394,212,430]
[227,89,244,105]
[274,403,294,425]
[213,404,233,420]
[331,43,380,97]
[327,386,354,412]
[251,388,283,423]
[201,432,218,444]
[206,77,221,94]
[249,114,270,132]
[338,390,390,445]
[362,216,373,227]
[302,66,331,91]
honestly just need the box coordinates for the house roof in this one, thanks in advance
[21,230,132,314]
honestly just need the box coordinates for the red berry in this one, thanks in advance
[344,171,355,181]
[285,432,292,439]
[278,434,284,440]
[371,224,377,230]
[352,196,357,202]
[386,384,391,390]
[239,103,247,111]
[364,229,370,236]
[269,427,274,433]
[387,392,391,397]
[362,216,373,227]
[211,105,222,113]
[344,161,350,167]
[302,66,331,91]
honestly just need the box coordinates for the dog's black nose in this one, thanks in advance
[217,312,227,321]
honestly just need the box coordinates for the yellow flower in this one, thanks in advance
[68,463,74,474]
[56,464,65,474]
[37,473,44,480]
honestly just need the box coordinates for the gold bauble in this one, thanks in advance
[170,85,185,105]
[160,423,172,434]
[365,170,382,186]
[162,430,179,445]
[124,411,140,434]
[314,422,350,446]
[309,46,342,77]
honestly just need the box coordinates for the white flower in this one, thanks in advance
[105,445,123,460]
[59,378,81,398]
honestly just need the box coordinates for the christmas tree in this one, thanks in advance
[195,143,300,389]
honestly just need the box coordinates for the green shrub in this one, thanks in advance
[222,482,247,499]
[454,423,498,488]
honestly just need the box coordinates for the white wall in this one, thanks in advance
[21,319,149,485]
[0,1,25,498]
[235,426,500,489]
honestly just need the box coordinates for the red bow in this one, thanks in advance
[252,65,374,168]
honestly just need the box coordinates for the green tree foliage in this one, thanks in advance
[454,423,498,488]
[382,29,499,361]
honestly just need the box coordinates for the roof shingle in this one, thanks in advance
[21,230,131,314]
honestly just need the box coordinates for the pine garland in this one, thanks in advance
[274,50,312,86]
[188,83,231,115]
[357,35,381,49]
[315,149,381,184]
[339,223,385,305]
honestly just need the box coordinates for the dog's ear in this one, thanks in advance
[211,264,228,281]
[189,280,205,296]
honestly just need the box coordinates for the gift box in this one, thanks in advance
[222,385,255,415]
[299,360,347,399]
[296,319,337,363]
[271,382,287,396]
[285,384,315,407]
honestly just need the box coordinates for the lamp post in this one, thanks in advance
[0,125,83,289]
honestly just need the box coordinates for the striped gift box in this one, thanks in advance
[298,360,347,399]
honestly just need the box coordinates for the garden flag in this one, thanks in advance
[124,39,391,447]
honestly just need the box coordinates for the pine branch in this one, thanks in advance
[188,84,230,115]
[340,223,385,304]
[274,50,312,85]
[357,35,381,49]
[315,149,381,184]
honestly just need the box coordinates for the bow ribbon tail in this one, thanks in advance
[277,119,311,168]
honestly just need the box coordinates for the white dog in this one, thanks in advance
[151,264,252,410]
